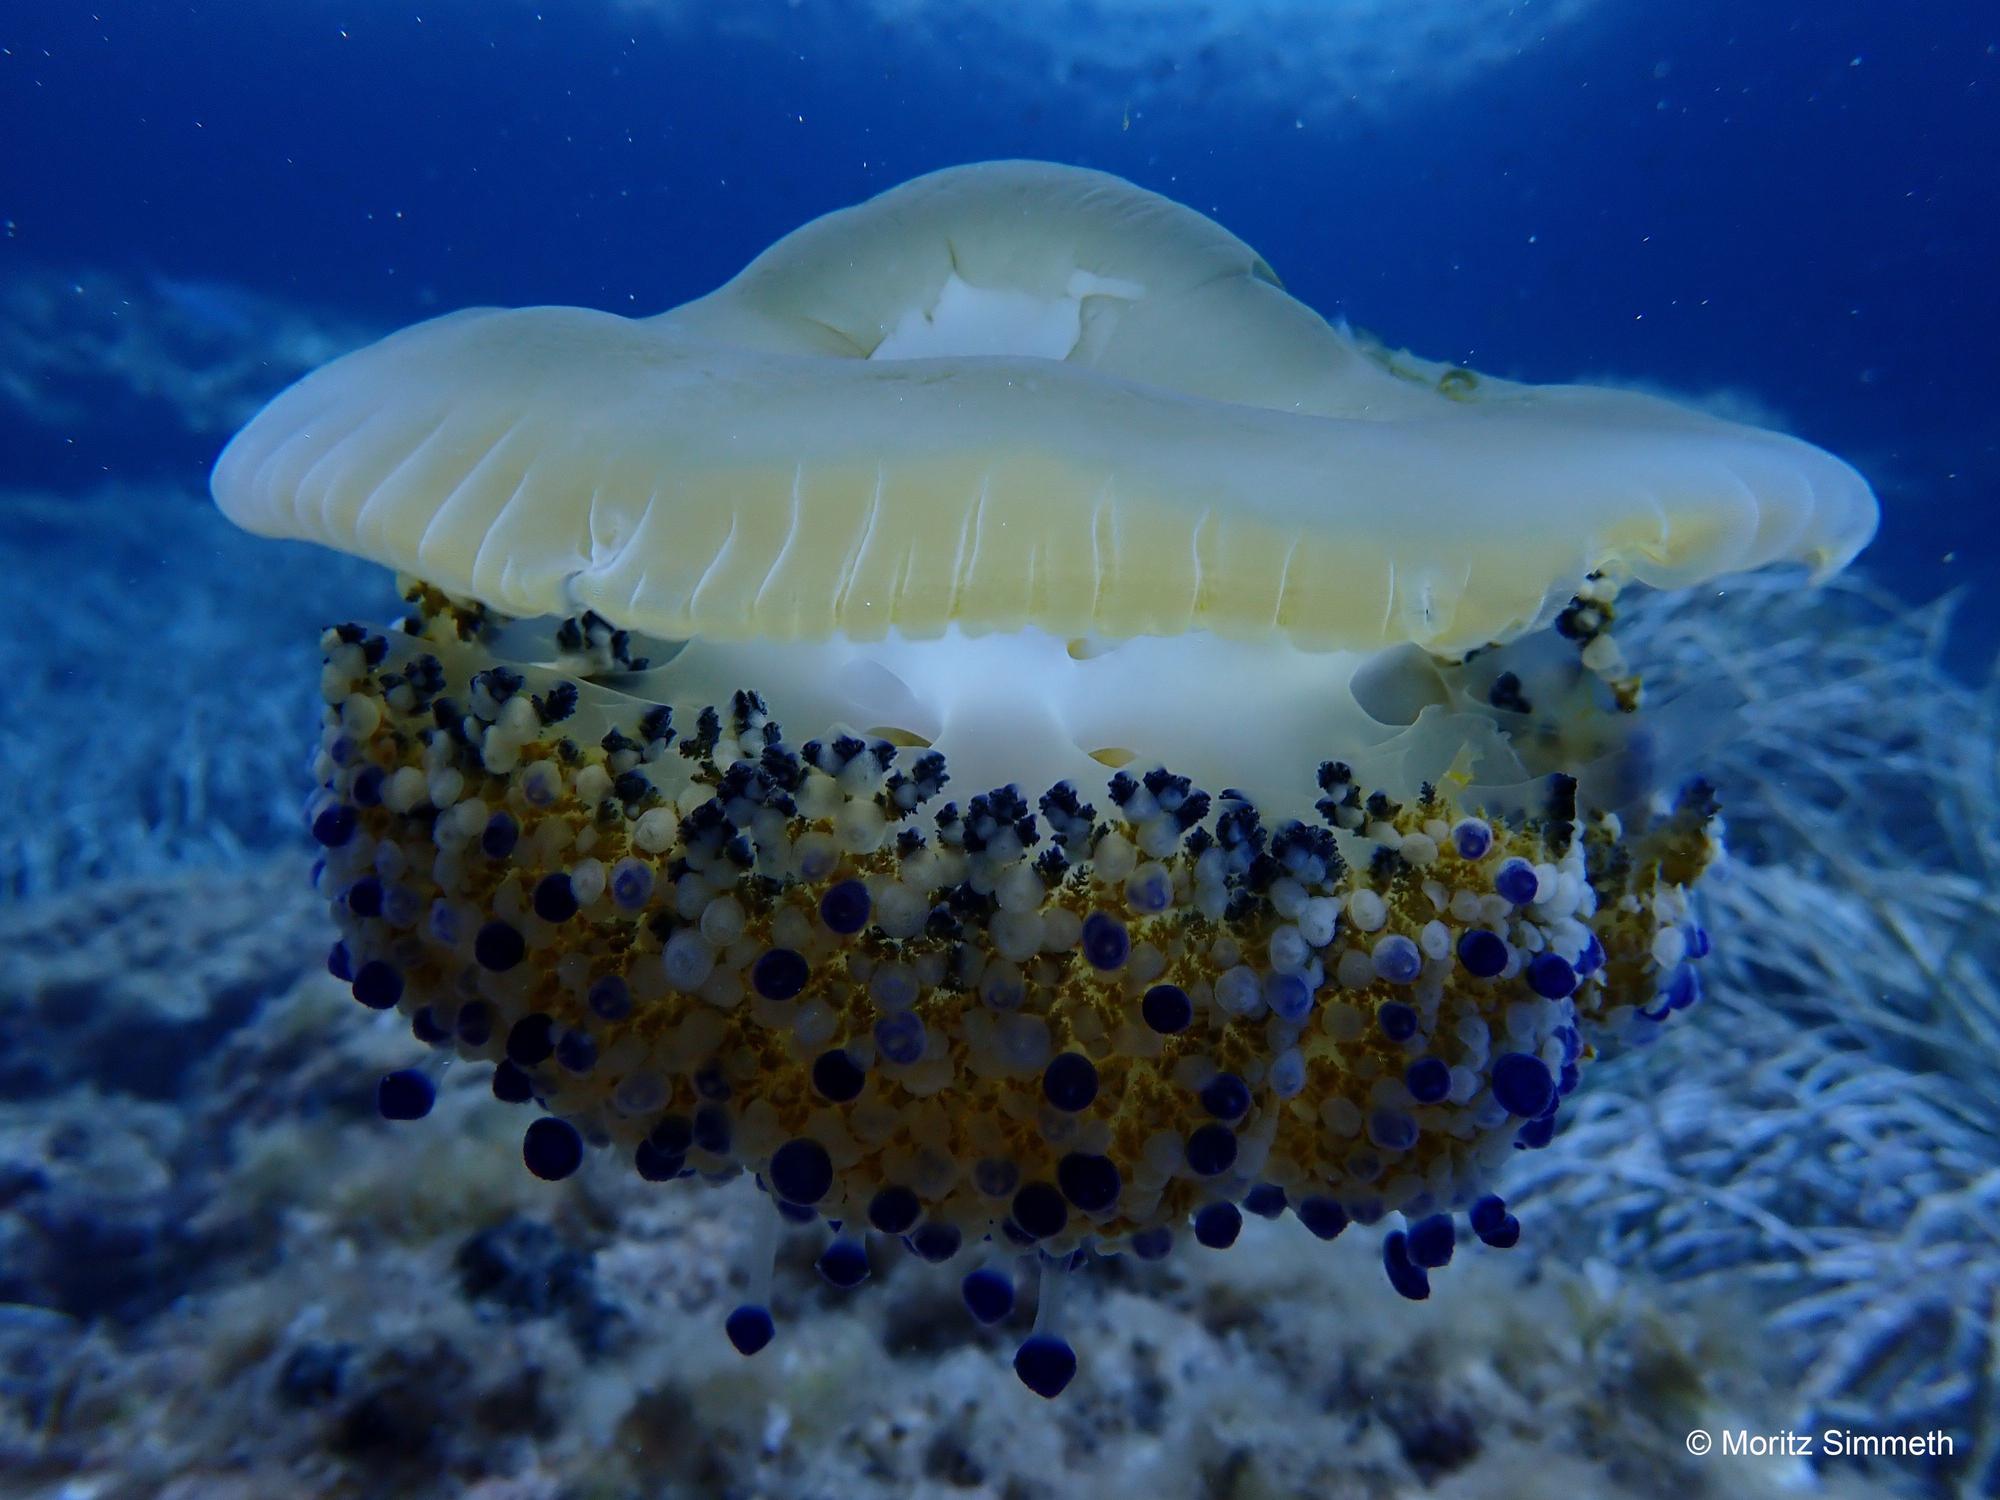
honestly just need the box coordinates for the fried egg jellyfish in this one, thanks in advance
[212,162,1877,1397]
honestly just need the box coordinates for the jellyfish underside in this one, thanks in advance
[487,592,1696,817]
[308,572,1719,1393]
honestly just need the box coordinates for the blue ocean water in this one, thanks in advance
[4,5,1999,1497]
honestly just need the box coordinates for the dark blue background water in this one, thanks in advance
[5,0,1995,648]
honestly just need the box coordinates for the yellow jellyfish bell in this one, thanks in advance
[213,161,1877,1398]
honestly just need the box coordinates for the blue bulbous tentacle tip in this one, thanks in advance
[725,1303,776,1356]
[1194,1201,1243,1249]
[376,1067,435,1120]
[1406,1212,1455,1269]
[1295,1195,1349,1241]
[816,1237,870,1289]
[961,1266,1017,1325]
[1241,1182,1287,1219]
[1383,1229,1432,1301]
[1012,1333,1078,1398]
[1129,1225,1175,1260]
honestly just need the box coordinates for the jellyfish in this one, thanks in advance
[212,161,1876,1398]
